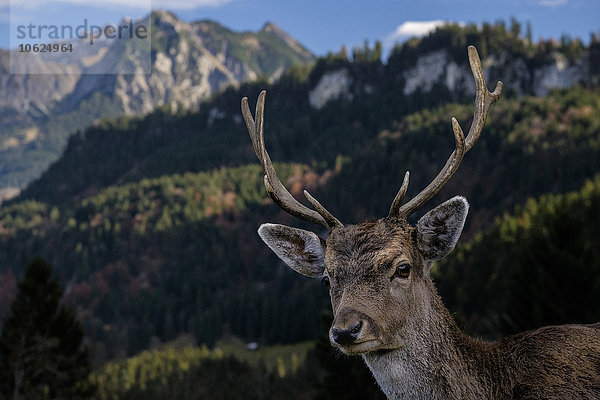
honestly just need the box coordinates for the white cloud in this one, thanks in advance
[385,20,447,45]
[538,0,568,6]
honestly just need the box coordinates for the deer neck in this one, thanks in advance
[362,280,505,400]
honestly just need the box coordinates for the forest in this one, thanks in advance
[1,19,600,399]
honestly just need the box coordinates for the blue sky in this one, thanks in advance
[1,0,599,55]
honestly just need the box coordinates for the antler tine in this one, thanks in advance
[388,171,410,217]
[304,190,343,229]
[464,45,503,151]
[391,45,503,219]
[242,90,342,231]
[393,120,466,218]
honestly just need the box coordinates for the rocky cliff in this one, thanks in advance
[0,11,314,197]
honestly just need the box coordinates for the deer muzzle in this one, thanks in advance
[330,308,373,348]
[332,320,363,345]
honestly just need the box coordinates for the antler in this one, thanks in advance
[242,90,343,231]
[389,45,503,219]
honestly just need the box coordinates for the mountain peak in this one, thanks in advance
[260,22,313,60]
[151,10,180,22]
[0,11,316,192]
[261,21,283,33]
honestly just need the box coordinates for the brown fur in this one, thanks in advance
[322,218,600,400]
[258,199,600,399]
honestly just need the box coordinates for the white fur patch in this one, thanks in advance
[363,350,433,400]
[258,223,325,278]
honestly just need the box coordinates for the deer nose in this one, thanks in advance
[331,320,363,346]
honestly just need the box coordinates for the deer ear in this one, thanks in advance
[416,196,469,261]
[258,223,326,278]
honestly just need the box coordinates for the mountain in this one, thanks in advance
[1,20,599,363]
[16,22,600,206]
[0,10,315,199]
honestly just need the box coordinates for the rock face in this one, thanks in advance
[532,53,587,96]
[0,10,315,194]
[309,47,592,110]
[309,69,353,110]
[400,49,589,99]
[0,51,81,121]
[52,11,315,116]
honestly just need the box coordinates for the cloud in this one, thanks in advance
[385,20,446,45]
[3,0,232,10]
[537,0,568,6]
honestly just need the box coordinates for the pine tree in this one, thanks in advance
[0,258,94,399]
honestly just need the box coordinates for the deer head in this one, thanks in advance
[242,46,502,355]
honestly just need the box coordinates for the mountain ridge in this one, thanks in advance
[15,21,600,207]
[0,10,315,198]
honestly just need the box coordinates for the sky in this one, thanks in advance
[1,0,599,56]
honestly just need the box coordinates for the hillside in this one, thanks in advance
[1,21,600,363]
[2,83,599,361]
[0,163,327,362]
[81,173,600,400]
[91,339,318,400]
[0,10,315,196]
[16,22,600,207]
[436,174,600,339]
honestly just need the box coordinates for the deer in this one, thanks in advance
[241,46,600,400]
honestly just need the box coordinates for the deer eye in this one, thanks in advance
[322,276,331,289]
[392,263,411,280]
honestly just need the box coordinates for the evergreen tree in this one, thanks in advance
[436,176,600,339]
[0,258,94,400]
[501,183,600,334]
